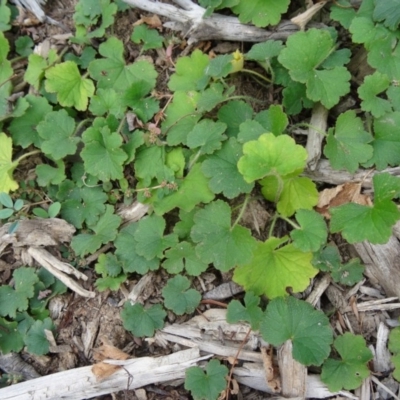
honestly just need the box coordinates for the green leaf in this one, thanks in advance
[96,275,127,292]
[321,333,373,392]
[217,100,253,137]
[0,286,28,318]
[121,303,166,337]
[88,37,157,91]
[59,183,107,228]
[14,267,39,298]
[392,354,400,382]
[153,163,215,215]
[238,133,307,183]
[24,53,47,90]
[0,318,23,354]
[254,105,288,136]
[260,174,318,217]
[389,326,400,354]
[185,360,228,400]
[226,291,263,330]
[134,214,178,260]
[162,91,201,146]
[237,120,266,143]
[202,138,254,199]
[95,253,122,278]
[373,172,400,202]
[163,241,208,276]
[168,50,210,92]
[0,133,18,193]
[282,81,314,115]
[36,110,79,160]
[122,81,159,123]
[365,111,400,170]
[291,210,327,252]
[89,88,126,118]
[260,296,333,366]
[373,0,400,30]
[246,40,284,62]
[324,110,373,173]
[131,25,163,51]
[313,246,364,286]
[81,118,128,181]
[232,0,290,27]
[162,275,201,315]
[45,61,95,111]
[115,223,160,274]
[187,119,227,155]
[191,200,256,272]
[197,83,228,112]
[36,160,66,187]
[15,36,34,57]
[330,200,400,244]
[9,95,52,148]
[205,54,233,79]
[233,237,317,298]
[0,192,12,208]
[0,0,11,31]
[24,318,54,355]
[71,205,121,256]
[330,1,356,29]
[358,72,392,118]
[278,29,350,108]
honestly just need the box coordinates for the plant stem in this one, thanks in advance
[74,118,92,136]
[268,213,279,238]
[242,68,272,84]
[187,149,202,170]
[15,149,41,163]
[279,215,301,230]
[231,194,250,230]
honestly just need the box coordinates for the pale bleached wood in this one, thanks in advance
[0,348,209,400]
[353,237,400,299]
[278,340,306,398]
[306,103,328,171]
[374,322,391,373]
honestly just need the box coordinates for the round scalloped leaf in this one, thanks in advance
[237,133,307,183]
[260,296,333,366]
[321,333,373,392]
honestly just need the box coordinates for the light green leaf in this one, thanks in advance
[168,50,210,92]
[71,205,121,256]
[134,214,178,260]
[278,29,350,108]
[81,118,128,181]
[45,61,95,111]
[131,25,163,51]
[0,133,18,193]
[254,105,288,136]
[358,72,392,118]
[238,133,307,183]
[153,163,215,215]
[260,296,333,366]
[185,360,228,400]
[324,110,373,173]
[365,111,400,170]
[330,200,400,244]
[291,209,327,252]
[233,237,317,298]
[163,241,208,276]
[202,138,254,199]
[191,200,256,272]
[232,0,290,27]
[226,291,263,330]
[88,37,157,91]
[24,318,54,355]
[321,333,373,392]
[162,275,201,315]
[95,253,122,278]
[187,119,227,155]
[260,174,319,217]
[121,303,166,337]
[37,110,79,160]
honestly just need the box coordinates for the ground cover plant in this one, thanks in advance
[1,0,400,398]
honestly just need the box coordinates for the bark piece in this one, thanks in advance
[0,348,209,399]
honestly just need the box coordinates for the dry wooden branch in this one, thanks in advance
[122,0,326,43]
[0,347,209,399]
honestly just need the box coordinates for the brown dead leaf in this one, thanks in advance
[92,362,121,381]
[92,341,130,362]
[316,182,372,218]
[133,14,162,29]
[261,346,280,393]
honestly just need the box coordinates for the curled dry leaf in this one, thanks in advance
[316,182,372,218]
[261,346,280,393]
[133,14,163,29]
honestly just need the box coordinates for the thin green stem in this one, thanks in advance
[279,215,301,230]
[231,194,250,230]
[241,68,272,84]
[15,149,41,163]
[74,118,92,136]
[268,213,279,238]
[187,149,202,171]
